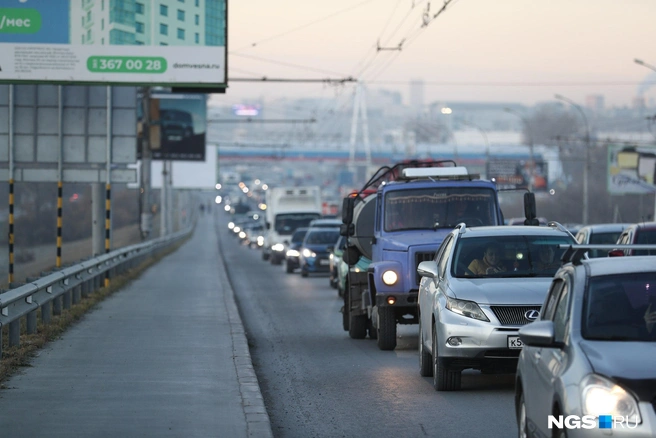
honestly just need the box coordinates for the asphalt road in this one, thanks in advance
[217,212,520,438]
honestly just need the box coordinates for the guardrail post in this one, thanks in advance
[63,288,71,310]
[41,301,52,324]
[81,280,90,298]
[8,283,22,346]
[53,295,62,316]
[25,277,39,334]
[72,285,81,304]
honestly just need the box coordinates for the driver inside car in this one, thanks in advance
[468,244,507,275]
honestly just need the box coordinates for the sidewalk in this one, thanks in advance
[0,214,272,438]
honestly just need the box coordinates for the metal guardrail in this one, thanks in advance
[0,226,193,359]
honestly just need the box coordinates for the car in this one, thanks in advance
[610,222,656,256]
[575,223,632,257]
[416,222,577,391]
[284,227,309,273]
[160,109,194,141]
[309,218,343,228]
[516,244,656,438]
[299,227,341,277]
[328,235,347,293]
[507,217,548,226]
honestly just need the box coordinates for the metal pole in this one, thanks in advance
[56,86,63,268]
[140,87,152,239]
[554,94,590,225]
[8,85,14,284]
[105,86,112,287]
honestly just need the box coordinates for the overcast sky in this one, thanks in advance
[220,0,656,109]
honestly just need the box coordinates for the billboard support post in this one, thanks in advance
[140,87,153,240]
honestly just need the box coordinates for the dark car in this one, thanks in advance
[299,228,341,277]
[575,223,632,257]
[284,227,309,273]
[610,222,656,256]
[160,109,194,141]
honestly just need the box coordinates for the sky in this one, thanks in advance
[219,0,656,109]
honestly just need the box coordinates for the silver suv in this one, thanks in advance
[417,222,576,391]
[516,244,656,437]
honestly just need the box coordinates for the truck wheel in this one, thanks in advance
[376,306,397,351]
[419,317,433,377]
[342,287,349,331]
[349,314,367,339]
[432,325,461,391]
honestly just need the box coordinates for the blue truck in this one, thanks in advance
[340,161,536,350]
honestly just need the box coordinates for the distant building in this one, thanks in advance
[585,95,605,112]
[409,79,425,113]
[70,0,225,46]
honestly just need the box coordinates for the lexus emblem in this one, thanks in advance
[524,310,540,321]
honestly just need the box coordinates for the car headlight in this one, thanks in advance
[382,270,398,285]
[581,374,641,423]
[286,249,300,257]
[329,254,334,260]
[228,222,235,229]
[445,297,489,321]
[272,243,285,252]
[257,236,264,246]
[302,248,316,258]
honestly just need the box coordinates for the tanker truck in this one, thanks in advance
[340,161,531,351]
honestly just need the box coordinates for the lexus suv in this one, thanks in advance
[417,222,576,391]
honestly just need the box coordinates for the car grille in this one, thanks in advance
[414,252,434,285]
[490,306,541,326]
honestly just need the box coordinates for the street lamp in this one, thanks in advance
[503,107,535,191]
[554,94,591,225]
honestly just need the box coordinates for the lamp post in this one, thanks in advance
[554,94,591,225]
[634,59,656,221]
[504,107,535,191]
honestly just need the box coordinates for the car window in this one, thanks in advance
[582,273,656,342]
[437,236,454,278]
[542,279,565,321]
[305,230,340,245]
[634,229,656,255]
[588,231,623,257]
[552,283,570,343]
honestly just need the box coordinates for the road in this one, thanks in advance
[217,212,519,438]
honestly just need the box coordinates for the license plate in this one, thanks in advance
[319,259,330,266]
[508,336,523,349]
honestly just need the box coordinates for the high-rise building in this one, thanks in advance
[70,0,225,46]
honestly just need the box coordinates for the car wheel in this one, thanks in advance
[285,260,293,273]
[432,325,461,391]
[419,317,433,377]
[517,392,528,438]
[376,306,397,351]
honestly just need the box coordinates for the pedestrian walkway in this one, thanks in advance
[0,214,272,438]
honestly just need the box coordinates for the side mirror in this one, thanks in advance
[417,261,439,279]
[518,320,562,348]
[342,196,355,225]
[608,249,624,257]
[523,192,538,225]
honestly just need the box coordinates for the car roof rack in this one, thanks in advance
[558,244,656,265]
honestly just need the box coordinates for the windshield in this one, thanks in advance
[275,213,321,235]
[384,187,498,232]
[305,229,340,245]
[451,235,575,278]
[588,231,623,258]
[582,273,656,342]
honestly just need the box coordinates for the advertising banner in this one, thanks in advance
[607,145,656,194]
[0,0,227,89]
[138,92,207,161]
[487,158,548,191]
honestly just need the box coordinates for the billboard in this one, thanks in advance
[0,0,227,89]
[487,158,548,191]
[608,145,656,194]
[138,92,207,161]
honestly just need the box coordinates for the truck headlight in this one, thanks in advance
[272,243,285,252]
[581,374,641,423]
[302,249,316,258]
[445,297,489,321]
[382,270,398,285]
